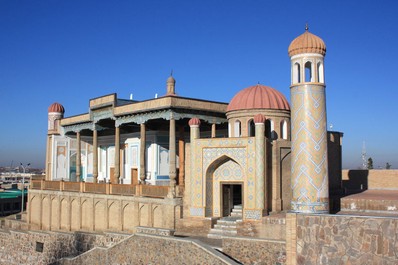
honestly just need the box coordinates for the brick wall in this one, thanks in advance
[342,169,398,191]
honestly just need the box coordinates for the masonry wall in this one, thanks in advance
[223,237,286,265]
[60,233,238,265]
[0,229,128,265]
[342,169,398,191]
[28,189,182,233]
[286,213,398,265]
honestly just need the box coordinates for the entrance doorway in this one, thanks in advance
[222,184,242,217]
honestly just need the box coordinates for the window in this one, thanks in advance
[305,61,312,82]
[248,119,255,137]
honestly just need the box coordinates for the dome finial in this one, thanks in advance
[170,69,173,76]
[305,22,309,31]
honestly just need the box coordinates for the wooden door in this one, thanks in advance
[110,167,115,184]
[131,168,138,185]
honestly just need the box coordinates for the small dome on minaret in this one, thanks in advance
[166,72,176,96]
[288,24,326,57]
[48,102,65,113]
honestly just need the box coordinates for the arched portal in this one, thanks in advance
[205,155,244,217]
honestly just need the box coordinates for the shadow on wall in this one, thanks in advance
[342,170,369,195]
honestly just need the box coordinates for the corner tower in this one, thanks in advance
[288,25,329,213]
[46,102,65,180]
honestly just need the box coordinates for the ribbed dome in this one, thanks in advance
[227,84,290,112]
[288,29,326,57]
[48,102,65,113]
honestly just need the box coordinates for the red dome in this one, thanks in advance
[253,114,265,124]
[48,102,65,113]
[188,117,201,126]
[227,84,290,112]
[288,29,326,57]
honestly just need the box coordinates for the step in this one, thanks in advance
[214,224,237,230]
[232,208,242,213]
[230,212,242,218]
[207,233,224,239]
[208,229,238,236]
[233,205,242,210]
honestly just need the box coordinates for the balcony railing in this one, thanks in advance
[29,180,179,198]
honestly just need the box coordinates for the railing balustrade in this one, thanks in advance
[63,181,81,192]
[84,182,107,194]
[140,185,169,198]
[111,184,136,195]
[45,181,61,190]
[29,180,171,198]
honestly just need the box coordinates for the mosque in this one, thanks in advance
[16,27,397,264]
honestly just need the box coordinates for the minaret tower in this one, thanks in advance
[288,25,329,213]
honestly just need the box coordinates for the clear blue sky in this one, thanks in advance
[1,0,397,169]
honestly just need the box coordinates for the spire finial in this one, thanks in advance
[170,69,173,76]
[305,22,309,31]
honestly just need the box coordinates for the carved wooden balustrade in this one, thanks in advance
[29,180,177,198]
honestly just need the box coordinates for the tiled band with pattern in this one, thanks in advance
[290,84,329,213]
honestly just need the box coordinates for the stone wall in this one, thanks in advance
[237,219,286,240]
[0,229,129,265]
[286,213,398,265]
[223,237,286,265]
[60,233,239,265]
[28,189,182,233]
[342,169,398,192]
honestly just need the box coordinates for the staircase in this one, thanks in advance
[207,205,242,239]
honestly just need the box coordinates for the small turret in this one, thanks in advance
[48,102,65,134]
[166,72,176,96]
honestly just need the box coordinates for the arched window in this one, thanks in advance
[228,122,232,138]
[317,62,324,83]
[265,120,271,139]
[293,62,301,83]
[234,120,241,137]
[248,119,255,137]
[281,120,288,140]
[270,119,278,140]
[305,61,312,82]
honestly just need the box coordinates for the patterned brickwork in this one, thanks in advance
[206,160,243,216]
[190,138,257,218]
[290,84,329,213]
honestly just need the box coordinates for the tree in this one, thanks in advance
[367,157,373,169]
[386,162,392,170]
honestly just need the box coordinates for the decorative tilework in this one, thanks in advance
[244,209,262,220]
[290,84,329,213]
[189,137,257,217]
[190,207,204,217]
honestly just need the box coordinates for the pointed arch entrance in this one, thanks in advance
[205,155,244,217]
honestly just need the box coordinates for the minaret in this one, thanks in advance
[166,72,176,96]
[46,102,65,180]
[288,25,329,213]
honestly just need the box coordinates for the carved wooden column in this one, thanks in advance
[140,123,146,184]
[93,127,98,183]
[114,125,120,184]
[168,116,177,198]
[211,123,216,138]
[76,131,81,182]
[178,126,185,186]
